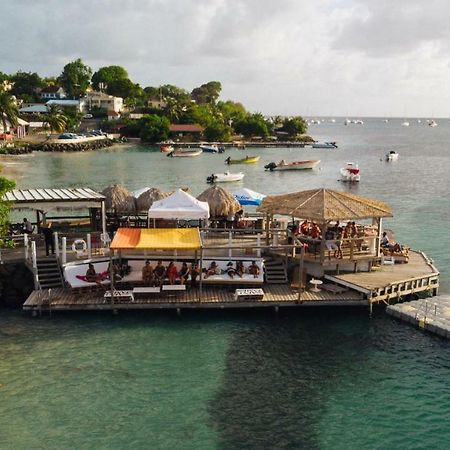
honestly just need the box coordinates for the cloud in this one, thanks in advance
[2,0,450,116]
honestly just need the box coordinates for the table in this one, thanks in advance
[162,285,186,291]
[104,290,134,302]
[309,279,323,292]
[234,288,264,301]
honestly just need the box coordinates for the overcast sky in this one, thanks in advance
[3,0,450,117]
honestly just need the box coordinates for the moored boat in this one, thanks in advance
[312,141,338,149]
[206,171,245,183]
[428,119,438,127]
[264,159,320,171]
[386,150,399,161]
[225,155,260,165]
[340,162,360,182]
[200,143,224,153]
[167,149,202,157]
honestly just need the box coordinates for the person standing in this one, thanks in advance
[42,222,54,256]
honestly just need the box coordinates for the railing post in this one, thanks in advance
[257,234,261,257]
[62,237,67,265]
[31,241,37,269]
[24,233,29,260]
[87,233,92,259]
[228,231,232,258]
[54,232,59,258]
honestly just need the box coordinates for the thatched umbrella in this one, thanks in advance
[197,185,241,218]
[136,187,170,211]
[101,184,136,213]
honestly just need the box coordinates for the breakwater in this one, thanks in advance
[0,262,34,308]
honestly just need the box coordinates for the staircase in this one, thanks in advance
[264,258,288,284]
[36,256,64,289]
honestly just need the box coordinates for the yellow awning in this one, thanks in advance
[110,228,202,250]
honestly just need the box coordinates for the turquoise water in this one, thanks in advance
[2,118,450,449]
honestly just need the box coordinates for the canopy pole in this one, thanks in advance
[101,200,107,236]
[199,247,203,302]
[297,244,304,302]
[265,212,270,246]
[376,217,383,257]
[109,253,115,306]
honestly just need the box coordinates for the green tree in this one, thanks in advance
[42,105,68,133]
[234,113,269,138]
[217,101,247,126]
[139,114,170,143]
[0,89,19,133]
[160,84,191,102]
[91,65,129,91]
[282,116,308,138]
[59,58,92,98]
[204,122,232,141]
[191,81,222,105]
[0,168,16,240]
[10,71,44,101]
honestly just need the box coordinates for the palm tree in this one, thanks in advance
[0,90,19,135]
[42,104,68,134]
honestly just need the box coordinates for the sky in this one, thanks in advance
[3,0,450,117]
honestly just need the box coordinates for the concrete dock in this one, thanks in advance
[387,295,450,339]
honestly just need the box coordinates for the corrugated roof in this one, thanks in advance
[169,124,204,133]
[110,228,202,250]
[4,187,105,203]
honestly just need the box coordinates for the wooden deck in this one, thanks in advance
[325,251,439,304]
[23,284,365,312]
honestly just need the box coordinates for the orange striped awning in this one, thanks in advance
[110,228,202,250]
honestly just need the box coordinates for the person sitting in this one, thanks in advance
[22,218,33,234]
[248,261,260,278]
[381,231,403,254]
[309,223,321,239]
[235,261,244,278]
[153,261,166,286]
[226,262,237,278]
[381,231,390,248]
[178,262,190,285]
[300,219,310,235]
[225,156,231,165]
[85,263,106,290]
[108,261,122,283]
[166,261,178,285]
[204,261,220,279]
[142,260,154,286]
[190,263,200,287]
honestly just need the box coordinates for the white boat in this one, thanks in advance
[207,171,245,183]
[160,144,174,153]
[354,119,364,125]
[340,162,360,182]
[312,141,338,149]
[401,121,410,127]
[265,159,320,171]
[428,119,438,127]
[386,150,399,161]
[199,143,223,153]
[344,119,350,125]
[168,149,202,157]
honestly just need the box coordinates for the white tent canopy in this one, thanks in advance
[148,189,210,219]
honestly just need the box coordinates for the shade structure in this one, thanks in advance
[196,185,241,218]
[258,188,393,221]
[110,227,202,250]
[136,187,170,211]
[233,188,266,206]
[148,189,209,220]
[101,184,136,213]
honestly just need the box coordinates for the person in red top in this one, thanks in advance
[166,261,178,285]
[300,219,310,235]
[309,223,321,239]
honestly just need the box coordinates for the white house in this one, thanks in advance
[39,86,67,100]
[46,99,87,112]
[85,91,123,113]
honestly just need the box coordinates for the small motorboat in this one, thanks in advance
[386,150,399,161]
[401,121,410,127]
[428,119,438,127]
[312,141,338,149]
[167,149,202,157]
[160,144,174,153]
[264,160,320,171]
[200,143,224,153]
[340,162,360,182]
[207,171,245,183]
[225,155,260,165]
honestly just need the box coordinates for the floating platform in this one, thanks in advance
[387,295,450,339]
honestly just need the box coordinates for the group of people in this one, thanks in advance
[141,260,200,287]
[204,260,260,279]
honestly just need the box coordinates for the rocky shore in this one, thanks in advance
[0,138,115,155]
[0,262,34,308]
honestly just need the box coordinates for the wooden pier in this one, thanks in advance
[23,284,365,313]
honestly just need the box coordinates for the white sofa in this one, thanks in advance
[64,261,111,288]
[201,258,264,284]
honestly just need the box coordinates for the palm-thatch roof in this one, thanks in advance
[101,184,136,213]
[197,185,241,217]
[136,187,170,211]
[257,188,392,222]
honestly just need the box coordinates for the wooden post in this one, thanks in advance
[297,245,304,302]
[101,201,107,236]
[265,212,270,246]
[109,253,114,306]
[54,232,59,258]
[87,233,92,258]
[376,217,383,257]
[61,237,67,265]
[24,233,29,260]
[319,221,326,264]
[257,234,261,257]
[31,241,37,269]
[228,231,232,258]
[199,247,203,302]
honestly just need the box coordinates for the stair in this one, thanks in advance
[36,256,64,289]
[264,258,288,284]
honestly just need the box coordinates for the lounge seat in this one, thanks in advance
[64,261,111,288]
[201,258,264,284]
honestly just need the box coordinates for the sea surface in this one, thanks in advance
[2,118,450,449]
